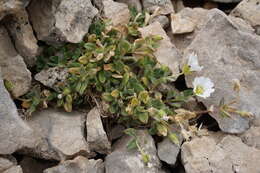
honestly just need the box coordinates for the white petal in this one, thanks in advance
[187,52,203,72]
[192,77,215,98]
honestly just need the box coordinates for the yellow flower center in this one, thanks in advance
[195,85,204,95]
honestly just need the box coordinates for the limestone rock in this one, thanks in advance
[34,67,68,91]
[150,15,169,29]
[172,0,185,13]
[0,26,31,97]
[240,126,260,149]
[184,9,260,133]
[44,156,104,173]
[117,0,142,12]
[157,137,182,166]
[181,133,260,173]
[86,107,111,154]
[103,0,130,27]
[105,130,163,173]
[139,22,181,77]
[3,166,23,173]
[4,9,39,67]
[0,156,17,172]
[142,0,174,15]
[171,12,196,34]
[0,74,38,154]
[0,0,30,20]
[231,0,260,35]
[23,109,91,161]
[27,0,98,44]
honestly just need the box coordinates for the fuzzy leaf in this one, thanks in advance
[168,133,180,145]
[156,123,168,136]
[127,139,138,150]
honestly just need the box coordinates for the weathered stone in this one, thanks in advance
[240,126,260,149]
[103,0,130,27]
[34,67,68,91]
[203,1,219,9]
[0,74,38,154]
[0,156,17,172]
[184,9,260,133]
[105,130,162,173]
[27,0,98,44]
[20,156,56,173]
[23,109,91,161]
[4,9,39,67]
[208,0,241,3]
[87,107,111,154]
[117,0,142,12]
[44,156,104,173]
[0,0,30,20]
[181,133,260,173]
[139,22,181,77]
[3,166,23,173]
[231,0,260,35]
[109,125,125,141]
[172,0,185,13]
[158,136,182,166]
[0,26,31,97]
[142,0,174,15]
[150,15,169,29]
[171,13,196,34]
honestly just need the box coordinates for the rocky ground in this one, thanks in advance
[0,0,260,172]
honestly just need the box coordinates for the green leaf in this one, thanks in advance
[168,133,180,145]
[138,112,149,124]
[124,128,137,137]
[182,64,191,75]
[138,91,149,104]
[156,123,168,136]
[102,93,114,102]
[141,153,150,164]
[127,139,138,150]
[98,71,106,83]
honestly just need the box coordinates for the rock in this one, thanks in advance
[117,0,142,12]
[240,126,260,149]
[208,0,241,3]
[23,109,91,161]
[184,9,260,133]
[0,25,31,97]
[0,156,17,172]
[142,0,174,15]
[139,22,181,77]
[109,125,125,141]
[172,0,185,13]
[150,15,169,29]
[105,130,162,173]
[44,156,104,173]
[181,133,260,173]
[86,107,111,154]
[3,166,23,173]
[103,0,130,27]
[230,0,260,35]
[157,136,182,166]
[171,13,196,34]
[0,0,30,20]
[20,156,56,173]
[34,67,69,91]
[203,1,219,9]
[4,9,39,67]
[0,74,38,154]
[27,0,98,44]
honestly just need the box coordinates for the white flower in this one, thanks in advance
[161,116,170,121]
[187,52,203,72]
[57,94,63,99]
[193,77,215,98]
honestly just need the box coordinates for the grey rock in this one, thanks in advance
[208,0,241,3]
[158,137,182,166]
[23,109,91,161]
[142,0,174,15]
[230,0,260,35]
[0,25,31,97]
[86,107,111,154]
[181,133,260,173]
[139,22,181,77]
[184,9,260,133]
[109,125,125,141]
[0,74,38,154]
[240,126,260,149]
[3,166,23,173]
[0,156,17,172]
[0,0,30,20]
[4,9,39,67]
[150,15,169,29]
[171,12,196,34]
[117,0,142,12]
[103,0,130,27]
[105,130,162,173]
[44,156,104,173]
[27,0,98,44]
[172,0,185,13]
[34,67,68,91]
